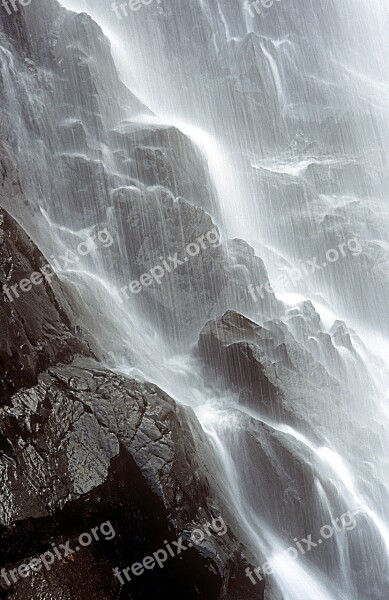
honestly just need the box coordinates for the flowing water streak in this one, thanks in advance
[196,405,343,600]
[131,114,250,238]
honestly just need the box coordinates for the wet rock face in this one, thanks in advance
[0,5,268,599]
[0,201,264,599]
[109,189,279,343]
[0,364,195,524]
[0,0,277,346]
[197,310,341,427]
[0,0,220,230]
[0,179,263,599]
[110,188,226,338]
[112,124,219,217]
[198,311,284,413]
[196,312,357,573]
[19,0,147,129]
[0,207,90,402]
[0,363,264,600]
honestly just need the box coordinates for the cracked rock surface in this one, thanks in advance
[0,363,263,599]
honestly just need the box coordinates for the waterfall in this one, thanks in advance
[2,0,389,597]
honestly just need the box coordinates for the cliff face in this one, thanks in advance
[0,3,264,598]
[0,0,219,231]
[0,0,277,345]
[0,200,263,598]
[2,1,385,598]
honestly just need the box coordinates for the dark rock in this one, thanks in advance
[0,207,90,402]
[0,363,264,600]
[198,311,284,414]
[0,155,264,598]
[198,310,341,427]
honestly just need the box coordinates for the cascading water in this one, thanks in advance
[1,0,388,598]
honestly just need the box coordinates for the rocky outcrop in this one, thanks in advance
[198,310,342,428]
[197,311,359,572]
[198,311,285,415]
[0,207,90,402]
[0,160,263,597]
[0,198,264,598]
[0,362,264,599]
[109,189,279,342]
[111,123,219,218]
[0,125,263,599]
[0,162,264,598]
[200,311,280,398]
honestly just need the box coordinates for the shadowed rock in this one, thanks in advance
[0,363,264,600]
[0,207,90,402]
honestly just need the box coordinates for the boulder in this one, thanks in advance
[0,363,264,599]
[198,310,341,428]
